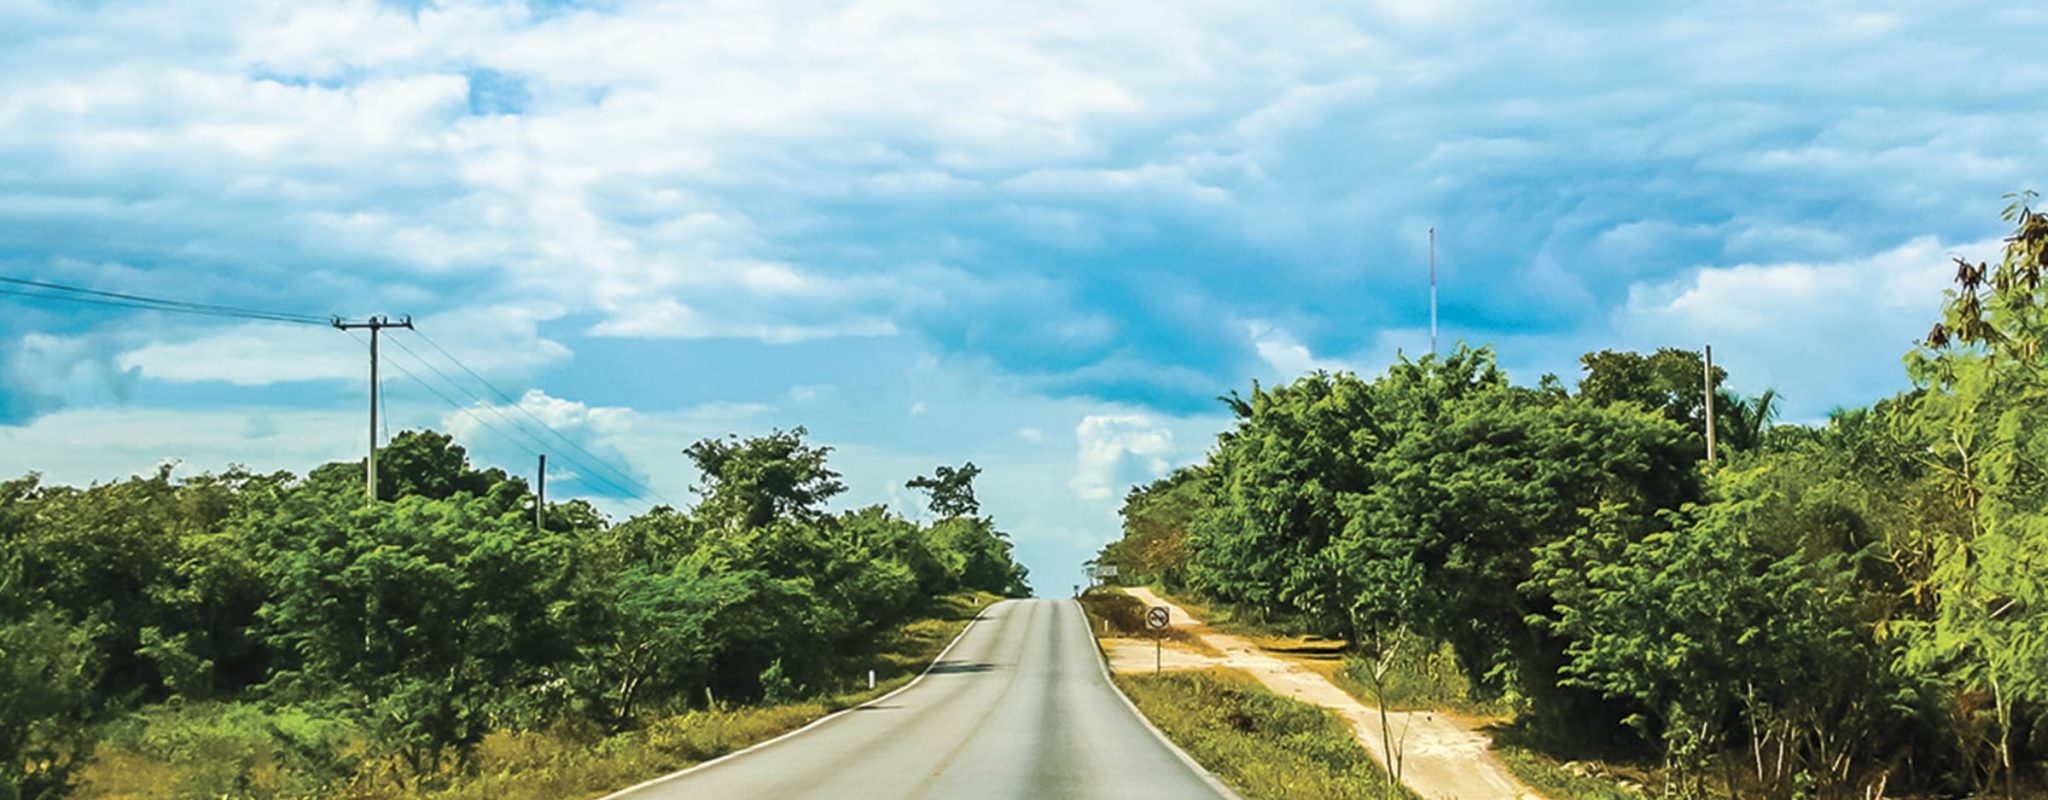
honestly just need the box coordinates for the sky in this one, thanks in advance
[2,0,2045,594]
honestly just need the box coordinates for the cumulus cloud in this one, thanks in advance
[1,332,141,423]
[114,304,571,386]
[5,0,2045,419]
[1071,414,1176,501]
[1614,236,1981,418]
[1247,320,1357,380]
[0,406,359,484]
[438,388,649,499]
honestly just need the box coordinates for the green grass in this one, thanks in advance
[74,591,998,800]
[1116,668,1418,800]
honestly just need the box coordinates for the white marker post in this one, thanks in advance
[868,669,875,690]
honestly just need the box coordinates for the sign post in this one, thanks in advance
[1147,606,1170,674]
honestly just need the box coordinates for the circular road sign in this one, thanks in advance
[1146,606,1170,631]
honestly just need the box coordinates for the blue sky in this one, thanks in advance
[2,0,2044,592]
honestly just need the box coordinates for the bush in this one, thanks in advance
[1078,591,1149,635]
[86,702,358,799]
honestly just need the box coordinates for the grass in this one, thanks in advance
[1116,668,1418,800]
[1494,746,1645,800]
[73,591,998,800]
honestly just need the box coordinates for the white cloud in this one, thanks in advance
[1071,414,1176,501]
[587,297,898,343]
[1615,236,1984,415]
[437,388,648,499]
[0,406,359,485]
[115,304,571,387]
[117,323,361,386]
[3,332,141,420]
[1246,320,1357,380]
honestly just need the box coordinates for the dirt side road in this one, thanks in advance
[1112,587,1542,800]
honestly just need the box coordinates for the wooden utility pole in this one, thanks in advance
[1703,344,1718,464]
[536,453,547,531]
[332,315,414,503]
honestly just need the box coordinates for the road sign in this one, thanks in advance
[1146,606,1169,631]
[1096,565,1119,578]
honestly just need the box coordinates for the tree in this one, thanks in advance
[1903,194,2048,793]
[1716,388,1781,455]
[1534,455,1911,796]
[1344,376,1697,727]
[907,462,982,519]
[579,563,753,723]
[0,610,99,800]
[685,428,846,530]
[258,492,575,775]
[1101,467,1206,589]
[3,466,273,705]
[927,516,1031,597]
[1577,348,1722,459]
[1191,369,1385,636]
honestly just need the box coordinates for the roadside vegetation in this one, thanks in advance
[1092,198,2048,798]
[0,427,1027,799]
[1075,588,1210,652]
[1116,669,1418,800]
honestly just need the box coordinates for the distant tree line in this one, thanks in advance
[0,426,1027,799]
[1096,198,2048,797]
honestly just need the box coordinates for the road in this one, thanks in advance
[608,598,1235,800]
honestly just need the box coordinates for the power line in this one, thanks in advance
[4,272,668,507]
[0,276,331,325]
[0,286,329,326]
[385,339,663,507]
[411,328,672,505]
[341,330,570,490]
[379,334,666,504]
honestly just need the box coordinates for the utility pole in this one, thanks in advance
[1703,344,1718,464]
[332,315,414,503]
[1429,226,1439,357]
[536,453,547,531]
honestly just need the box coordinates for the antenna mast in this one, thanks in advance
[1429,227,1439,356]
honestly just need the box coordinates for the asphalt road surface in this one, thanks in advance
[609,598,1234,800]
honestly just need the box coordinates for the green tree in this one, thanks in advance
[1902,194,2048,793]
[257,492,575,775]
[1192,370,1385,635]
[0,609,100,800]
[927,516,1030,597]
[1534,455,1912,796]
[1716,388,1781,455]
[4,467,273,705]
[1344,374,1696,726]
[685,428,846,530]
[1577,347,1721,459]
[907,462,982,519]
[1101,467,1207,589]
